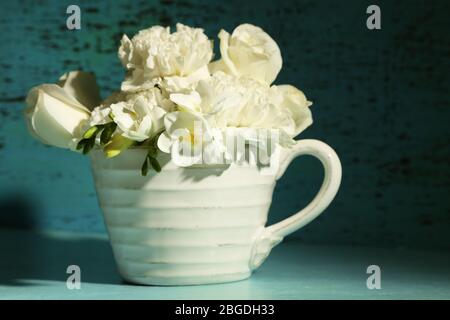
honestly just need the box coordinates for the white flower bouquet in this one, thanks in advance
[24,23,312,174]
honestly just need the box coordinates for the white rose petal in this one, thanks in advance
[210,24,282,85]
[276,84,313,137]
[24,74,97,150]
[57,71,101,109]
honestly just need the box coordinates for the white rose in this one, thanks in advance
[57,71,101,109]
[209,24,282,85]
[119,23,213,92]
[24,71,100,149]
[274,85,313,137]
[109,88,173,142]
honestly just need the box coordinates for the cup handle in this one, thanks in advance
[249,139,342,270]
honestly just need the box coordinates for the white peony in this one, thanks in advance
[209,24,282,85]
[24,71,100,150]
[119,23,213,92]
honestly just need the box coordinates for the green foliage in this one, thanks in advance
[100,122,117,145]
[140,135,162,176]
[77,122,117,155]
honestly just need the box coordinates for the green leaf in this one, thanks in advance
[149,157,161,172]
[147,145,158,158]
[82,137,95,155]
[83,126,99,139]
[141,157,149,176]
[100,122,117,145]
[76,139,87,151]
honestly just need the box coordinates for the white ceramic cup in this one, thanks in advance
[90,139,342,285]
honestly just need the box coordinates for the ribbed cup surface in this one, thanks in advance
[90,149,276,285]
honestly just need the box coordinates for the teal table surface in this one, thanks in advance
[0,228,449,300]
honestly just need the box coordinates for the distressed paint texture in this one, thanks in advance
[0,0,449,249]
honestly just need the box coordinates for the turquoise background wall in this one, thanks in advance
[0,0,449,249]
